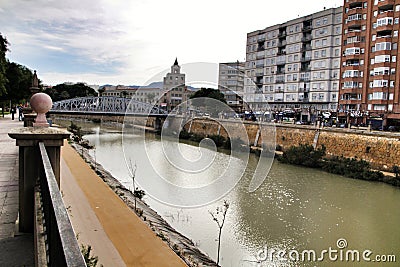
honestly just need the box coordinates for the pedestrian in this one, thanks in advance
[18,104,23,121]
[11,106,15,120]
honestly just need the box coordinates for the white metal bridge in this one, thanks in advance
[50,96,167,116]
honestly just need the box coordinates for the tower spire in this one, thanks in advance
[174,57,179,66]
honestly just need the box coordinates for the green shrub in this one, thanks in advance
[208,134,227,147]
[278,144,325,168]
[321,156,383,181]
[179,128,191,140]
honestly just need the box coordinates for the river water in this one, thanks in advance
[62,120,400,267]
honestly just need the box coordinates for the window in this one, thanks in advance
[373,67,390,76]
[372,80,389,87]
[394,31,398,37]
[396,5,400,12]
[335,49,340,56]
[346,14,363,23]
[344,47,360,55]
[375,55,390,63]
[392,56,397,62]
[375,42,391,51]
[377,17,393,27]
[343,70,360,78]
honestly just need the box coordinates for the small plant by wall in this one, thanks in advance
[277,144,326,168]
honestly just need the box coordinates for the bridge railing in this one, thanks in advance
[50,96,167,115]
[37,142,86,266]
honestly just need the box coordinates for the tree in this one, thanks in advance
[190,88,226,104]
[209,200,229,266]
[128,159,138,210]
[190,88,228,117]
[5,62,33,103]
[0,33,9,97]
[44,83,97,101]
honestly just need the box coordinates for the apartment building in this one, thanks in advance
[245,7,343,120]
[339,0,400,127]
[218,61,245,112]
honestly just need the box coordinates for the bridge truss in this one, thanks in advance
[51,96,167,115]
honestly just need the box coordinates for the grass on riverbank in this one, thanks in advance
[277,144,400,186]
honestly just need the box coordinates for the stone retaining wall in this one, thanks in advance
[184,118,400,171]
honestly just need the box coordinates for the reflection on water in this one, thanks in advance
[68,121,400,267]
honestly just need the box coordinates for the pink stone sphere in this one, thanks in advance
[30,93,53,114]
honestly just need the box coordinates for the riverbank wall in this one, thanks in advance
[183,118,400,171]
[50,113,400,171]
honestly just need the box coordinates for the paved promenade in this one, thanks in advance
[0,115,34,266]
[61,142,187,267]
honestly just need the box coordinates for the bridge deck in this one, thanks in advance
[0,115,34,266]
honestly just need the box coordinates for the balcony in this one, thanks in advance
[256,63,265,68]
[255,81,263,88]
[257,36,266,42]
[302,26,313,32]
[278,40,287,47]
[275,79,285,84]
[300,67,311,72]
[277,50,286,55]
[346,20,362,28]
[301,45,312,52]
[377,10,394,19]
[276,69,285,75]
[299,77,311,82]
[301,56,312,62]
[301,35,312,42]
[377,1,394,9]
[276,59,286,65]
[256,53,265,59]
[278,31,287,38]
[275,88,284,93]
[341,88,360,94]
[255,70,264,76]
[299,88,310,92]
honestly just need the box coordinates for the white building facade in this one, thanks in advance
[245,7,343,115]
[218,61,245,112]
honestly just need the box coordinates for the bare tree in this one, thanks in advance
[127,159,138,210]
[209,200,229,266]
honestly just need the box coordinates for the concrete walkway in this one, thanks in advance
[61,142,187,267]
[0,115,34,266]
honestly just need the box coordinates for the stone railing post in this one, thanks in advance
[8,91,69,232]
[8,128,70,232]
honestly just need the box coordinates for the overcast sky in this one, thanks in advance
[1,0,343,86]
